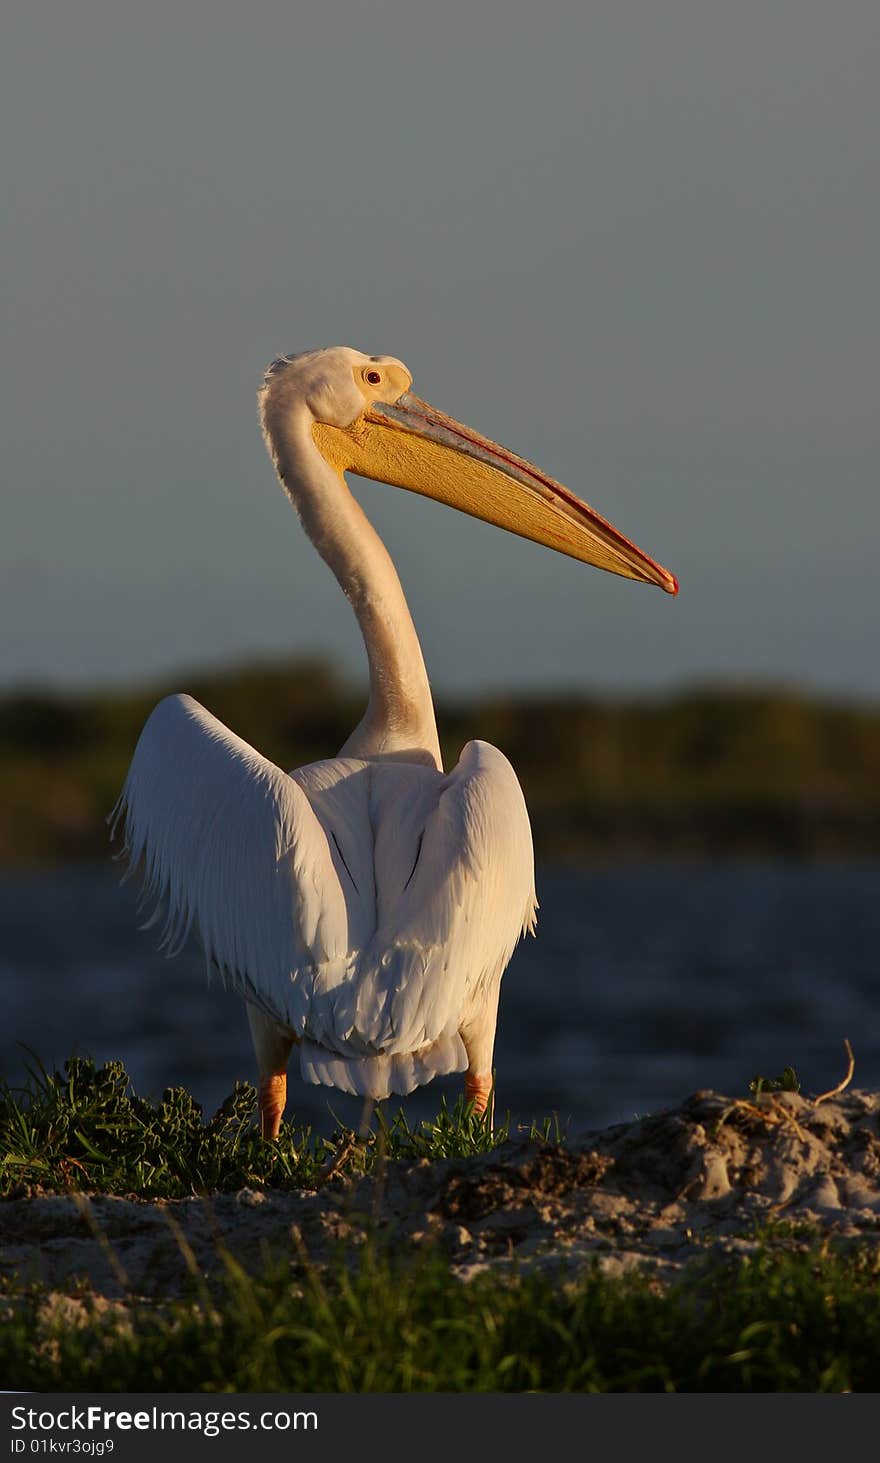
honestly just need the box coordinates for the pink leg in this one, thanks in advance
[258,1073,287,1140]
[464,1071,494,1118]
[461,990,499,1121]
[247,1004,294,1140]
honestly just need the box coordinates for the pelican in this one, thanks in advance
[113,347,677,1137]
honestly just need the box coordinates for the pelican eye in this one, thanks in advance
[366,370,382,385]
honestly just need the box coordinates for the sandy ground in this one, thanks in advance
[2,1087,879,1301]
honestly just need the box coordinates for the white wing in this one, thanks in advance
[114,696,537,1098]
[111,693,366,1035]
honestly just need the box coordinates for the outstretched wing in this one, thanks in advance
[111,693,366,1032]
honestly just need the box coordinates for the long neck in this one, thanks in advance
[267,405,442,769]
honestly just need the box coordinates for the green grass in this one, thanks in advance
[0,1055,552,1199]
[749,1064,801,1097]
[2,1238,879,1392]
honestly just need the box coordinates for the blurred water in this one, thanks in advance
[1,862,877,1138]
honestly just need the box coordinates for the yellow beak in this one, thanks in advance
[313,391,678,594]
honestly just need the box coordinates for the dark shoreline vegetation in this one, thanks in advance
[3,1058,880,1392]
[2,657,880,867]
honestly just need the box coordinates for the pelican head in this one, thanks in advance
[260,345,678,594]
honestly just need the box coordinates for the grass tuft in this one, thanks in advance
[0,1055,546,1199]
[748,1065,801,1097]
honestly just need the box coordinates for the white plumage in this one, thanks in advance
[114,692,536,1101]
[114,345,675,1134]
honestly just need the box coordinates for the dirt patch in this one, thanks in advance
[3,1088,879,1300]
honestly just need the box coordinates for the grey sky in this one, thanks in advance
[3,1,878,698]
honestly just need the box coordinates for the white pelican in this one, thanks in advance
[114,347,677,1136]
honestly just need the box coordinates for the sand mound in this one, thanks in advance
[3,1088,879,1298]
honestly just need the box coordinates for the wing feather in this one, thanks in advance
[112,694,357,1032]
[350,740,538,1056]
